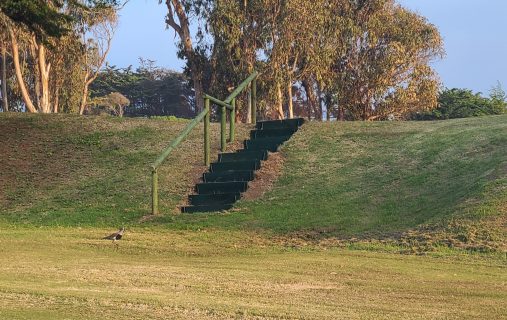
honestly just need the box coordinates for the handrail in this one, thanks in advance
[203,94,233,111]
[150,71,258,215]
[151,109,208,171]
[224,71,258,104]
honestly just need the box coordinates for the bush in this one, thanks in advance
[412,86,506,120]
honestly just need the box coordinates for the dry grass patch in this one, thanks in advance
[0,226,505,319]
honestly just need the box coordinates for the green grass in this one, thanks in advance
[0,226,505,320]
[0,113,250,225]
[0,113,506,251]
[161,115,507,251]
[1,113,506,318]
[238,116,506,234]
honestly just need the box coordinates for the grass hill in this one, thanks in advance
[1,113,506,319]
[0,113,505,252]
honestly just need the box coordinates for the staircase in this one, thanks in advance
[181,118,305,213]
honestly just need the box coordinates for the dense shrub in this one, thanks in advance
[412,87,506,120]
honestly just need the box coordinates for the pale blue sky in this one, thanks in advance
[107,0,507,95]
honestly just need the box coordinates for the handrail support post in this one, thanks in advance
[230,98,236,143]
[204,98,210,166]
[247,85,252,124]
[252,76,257,124]
[220,106,226,152]
[152,168,159,215]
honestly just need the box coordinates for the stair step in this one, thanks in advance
[181,118,305,214]
[189,193,241,206]
[196,181,248,194]
[210,160,261,172]
[218,150,268,162]
[256,118,305,130]
[248,136,292,143]
[250,128,297,139]
[181,204,233,213]
[244,136,291,152]
[203,170,254,182]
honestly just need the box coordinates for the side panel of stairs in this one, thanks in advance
[181,118,304,213]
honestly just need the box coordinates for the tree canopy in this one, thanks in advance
[413,86,507,120]
[90,61,194,118]
[0,0,120,113]
[163,0,444,121]
[2,0,447,121]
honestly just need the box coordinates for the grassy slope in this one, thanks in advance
[0,113,250,225]
[171,115,507,247]
[0,227,505,320]
[0,114,506,248]
[1,114,506,319]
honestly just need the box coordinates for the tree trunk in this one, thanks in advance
[38,44,51,113]
[165,0,204,113]
[190,63,204,112]
[9,28,37,113]
[316,82,324,121]
[302,79,313,120]
[303,79,318,120]
[287,80,294,119]
[338,105,345,121]
[325,94,332,121]
[276,82,284,119]
[53,87,59,113]
[79,83,89,115]
[1,46,8,112]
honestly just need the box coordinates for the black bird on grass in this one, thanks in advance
[103,227,125,243]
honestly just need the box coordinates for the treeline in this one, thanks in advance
[2,1,503,121]
[89,60,194,118]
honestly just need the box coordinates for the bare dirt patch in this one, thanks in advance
[243,152,285,201]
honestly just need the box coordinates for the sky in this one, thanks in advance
[107,0,507,95]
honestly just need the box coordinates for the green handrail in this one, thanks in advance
[224,71,258,104]
[150,71,258,215]
[203,94,233,110]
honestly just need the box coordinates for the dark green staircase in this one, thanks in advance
[181,118,305,213]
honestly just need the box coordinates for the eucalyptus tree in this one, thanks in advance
[326,0,444,120]
[75,4,118,115]
[205,0,345,120]
[162,0,443,121]
[0,0,120,113]
[161,0,209,112]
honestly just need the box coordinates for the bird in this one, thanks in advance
[103,227,125,243]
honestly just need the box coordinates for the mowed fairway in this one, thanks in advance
[0,227,505,319]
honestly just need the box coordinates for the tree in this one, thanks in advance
[489,81,507,112]
[0,0,120,113]
[0,0,72,40]
[0,33,8,112]
[161,0,206,112]
[1,0,76,112]
[413,88,506,120]
[327,1,443,120]
[188,0,443,121]
[91,91,130,116]
[77,5,118,115]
